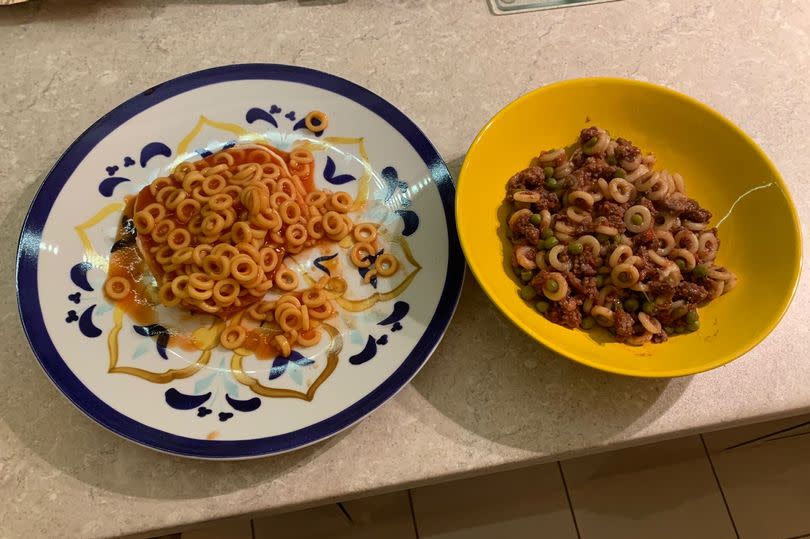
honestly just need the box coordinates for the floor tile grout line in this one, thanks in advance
[783,534,810,539]
[250,517,256,539]
[700,434,741,539]
[337,502,354,524]
[557,461,582,539]
[724,419,810,451]
[407,489,421,539]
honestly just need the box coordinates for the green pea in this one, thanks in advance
[545,177,558,189]
[675,259,686,271]
[664,326,674,335]
[530,213,542,226]
[693,264,709,278]
[519,285,537,301]
[568,242,584,255]
[520,270,534,283]
[596,233,610,244]
[613,168,626,178]
[642,301,656,315]
[545,279,559,292]
[581,316,596,329]
[595,275,605,287]
[615,234,626,245]
[584,136,598,148]
[606,155,617,166]
[687,320,700,332]
[535,301,550,313]
[543,166,555,178]
[630,214,643,226]
[542,228,554,239]
[543,236,559,249]
[624,298,640,312]
[674,325,686,334]
[686,310,699,325]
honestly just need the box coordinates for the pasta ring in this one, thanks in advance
[220,326,247,350]
[275,267,299,291]
[142,203,166,221]
[150,177,174,197]
[274,334,292,357]
[279,200,302,224]
[297,329,321,347]
[175,198,200,223]
[353,223,377,243]
[133,211,155,234]
[350,242,375,268]
[158,282,182,307]
[151,219,176,243]
[307,217,324,239]
[258,247,279,272]
[285,223,307,246]
[170,275,190,298]
[304,111,329,133]
[202,255,231,280]
[302,288,327,307]
[213,278,240,304]
[230,254,259,283]
[189,272,214,291]
[104,277,131,300]
[329,192,353,213]
[375,254,399,277]
[167,228,191,250]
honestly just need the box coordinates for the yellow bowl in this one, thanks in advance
[457,78,802,378]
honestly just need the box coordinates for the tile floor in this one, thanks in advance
[152,413,810,539]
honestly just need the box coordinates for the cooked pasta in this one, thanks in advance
[103,136,405,358]
[507,127,735,344]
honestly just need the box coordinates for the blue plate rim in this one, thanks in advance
[15,63,465,459]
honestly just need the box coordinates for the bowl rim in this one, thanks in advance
[457,76,803,378]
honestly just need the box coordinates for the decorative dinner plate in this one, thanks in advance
[16,64,463,459]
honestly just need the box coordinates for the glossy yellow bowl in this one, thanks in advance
[457,78,801,378]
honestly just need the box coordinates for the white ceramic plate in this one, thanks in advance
[16,64,463,459]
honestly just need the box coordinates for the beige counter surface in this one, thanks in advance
[1,1,808,537]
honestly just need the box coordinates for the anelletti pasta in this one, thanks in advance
[506,127,736,344]
[103,132,401,358]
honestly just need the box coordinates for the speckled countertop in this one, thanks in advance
[1,1,808,537]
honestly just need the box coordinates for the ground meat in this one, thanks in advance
[507,166,546,193]
[648,281,675,300]
[614,309,635,338]
[613,138,641,164]
[632,228,657,250]
[682,205,712,223]
[579,126,600,144]
[547,296,582,328]
[566,169,592,191]
[675,281,709,304]
[657,193,712,222]
[571,250,599,277]
[511,214,541,245]
[581,156,616,181]
[635,251,658,281]
[531,189,561,213]
[594,200,628,232]
[530,270,553,295]
[566,272,598,300]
